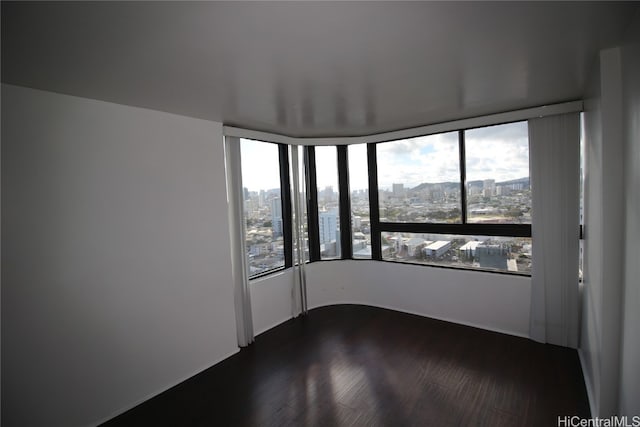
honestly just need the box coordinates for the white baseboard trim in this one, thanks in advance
[308,301,530,339]
[254,315,295,337]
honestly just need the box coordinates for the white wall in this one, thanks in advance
[580,25,640,414]
[1,84,238,427]
[580,53,604,415]
[305,261,531,337]
[580,47,626,418]
[598,47,626,418]
[250,261,531,342]
[250,269,296,335]
[619,12,640,416]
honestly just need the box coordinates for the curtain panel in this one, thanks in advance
[529,112,581,347]
[224,136,255,347]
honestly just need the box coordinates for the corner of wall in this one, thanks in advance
[579,46,605,419]
[580,42,631,418]
[578,348,598,417]
[618,9,640,414]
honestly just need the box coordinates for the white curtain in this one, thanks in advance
[289,145,308,316]
[529,112,581,347]
[224,136,254,347]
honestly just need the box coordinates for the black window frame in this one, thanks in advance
[278,144,293,269]
[305,145,350,261]
[305,146,321,262]
[337,145,352,259]
[241,119,531,278]
[367,121,532,275]
[242,140,294,280]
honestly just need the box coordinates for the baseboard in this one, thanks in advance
[91,347,240,426]
[254,315,295,337]
[578,348,598,417]
[308,301,530,340]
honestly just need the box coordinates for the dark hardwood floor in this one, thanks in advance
[103,305,590,426]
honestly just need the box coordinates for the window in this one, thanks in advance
[240,139,291,277]
[371,121,531,274]
[381,232,532,273]
[376,132,461,223]
[465,122,531,224]
[235,120,531,276]
[348,144,371,259]
[313,146,342,259]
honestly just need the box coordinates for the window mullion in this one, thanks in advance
[378,222,531,237]
[278,144,293,268]
[305,146,321,262]
[459,129,468,224]
[367,143,382,260]
[337,146,352,259]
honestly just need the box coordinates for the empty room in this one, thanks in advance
[2,2,639,426]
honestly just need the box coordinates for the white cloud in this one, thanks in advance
[377,132,460,189]
[240,139,281,191]
[347,143,369,191]
[240,121,530,194]
[465,122,529,182]
[377,122,529,188]
[314,146,339,189]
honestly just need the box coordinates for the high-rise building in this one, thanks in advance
[321,186,334,203]
[352,215,362,230]
[483,179,496,196]
[477,244,508,270]
[392,183,404,197]
[319,210,338,245]
[271,197,283,237]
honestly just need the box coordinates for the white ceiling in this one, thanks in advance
[2,1,638,137]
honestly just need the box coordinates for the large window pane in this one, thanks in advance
[348,144,371,259]
[465,122,531,224]
[377,132,461,223]
[381,232,532,274]
[315,146,341,259]
[240,139,285,277]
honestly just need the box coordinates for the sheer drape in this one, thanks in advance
[529,112,581,347]
[290,145,308,316]
[224,136,254,347]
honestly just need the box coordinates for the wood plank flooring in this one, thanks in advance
[103,305,590,426]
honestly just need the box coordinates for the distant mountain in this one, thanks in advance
[411,181,459,192]
[467,177,530,188]
[466,180,483,188]
[496,177,529,187]
[409,177,529,191]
